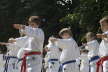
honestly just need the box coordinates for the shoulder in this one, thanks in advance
[35,28,44,33]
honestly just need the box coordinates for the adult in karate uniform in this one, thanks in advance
[13,16,44,72]
[50,28,80,72]
[85,32,99,72]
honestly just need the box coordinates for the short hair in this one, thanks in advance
[59,28,72,37]
[85,32,96,39]
[28,16,42,25]
[99,16,108,24]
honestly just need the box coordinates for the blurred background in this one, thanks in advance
[0,0,107,45]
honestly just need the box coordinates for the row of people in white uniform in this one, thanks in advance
[80,32,100,72]
[0,16,108,72]
[0,16,44,72]
[44,31,99,72]
[44,16,108,72]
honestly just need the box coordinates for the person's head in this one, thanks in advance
[99,16,108,32]
[28,16,42,28]
[59,28,72,39]
[85,32,96,42]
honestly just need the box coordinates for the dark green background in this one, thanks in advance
[0,0,107,45]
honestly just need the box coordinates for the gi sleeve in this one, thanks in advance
[21,26,44,41]
[56,39,71,49]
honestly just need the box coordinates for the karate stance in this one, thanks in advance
[50,28,80,72]
[79,49,89,72]
[85,32,99,72]
[96,16,108,72]
[46,37,61,72]
[14,16,44,72]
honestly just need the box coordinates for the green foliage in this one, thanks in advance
[0,0,108,45]
[58,0,108,44]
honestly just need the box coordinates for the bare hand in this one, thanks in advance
[8,38,16,43]
[13,24,21,29]
[96,34,107,38]
[13,24,25,29]
[96,34,103,38]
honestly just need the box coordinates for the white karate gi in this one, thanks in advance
[0,54,5,72]
[47,41,61,72]
[20,26,44,72]
[4,36,28,72]
[56,38,80,72]
[85,40,99,72]
[80,53,89,72]
[44,54,50,72]
[15,36,30,72]
[98,31,108,72]
[5,41,21,72]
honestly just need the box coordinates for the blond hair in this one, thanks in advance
[59,28,72,37]
[99,16,108,24]
[85,32,96,40]
[28,16,41,25]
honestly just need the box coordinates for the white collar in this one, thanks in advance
[87,40,97,44]
[104,31,108,34]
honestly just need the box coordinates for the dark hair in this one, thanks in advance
[100,16,108,24]
[59,28,72,37]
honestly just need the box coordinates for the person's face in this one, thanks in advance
[86,36,93,42]
[28,22,39,28]
[61,33,71,39]
[100,21,108,32]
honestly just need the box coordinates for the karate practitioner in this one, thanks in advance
[44,53,49,72]
[96,16,108,72]
[13,16,44,72]
[0,54,5,72]
[50,28,80,72]
[85,32,99,72]
[46,37,61,72]
[13,35,30,71]
[0,45,7,72]
[0,38,23,72]
[79,49,89,72]
[0,27,30,72]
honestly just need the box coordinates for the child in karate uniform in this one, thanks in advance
[13,16,44,72]
[80,49,89,72]
[50,28,80,72]
[85,32,99,72]
[96,16,108,72]
[0,45,7,72]
[0,38,24,72]
[46,38,61,72]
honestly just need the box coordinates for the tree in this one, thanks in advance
[58,0,108,44]
[0,0,108,45]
